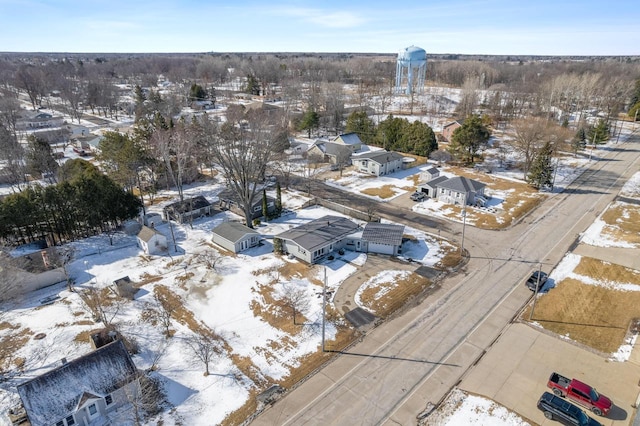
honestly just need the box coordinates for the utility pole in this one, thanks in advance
[322,266,327,352]
[460,204,467,254]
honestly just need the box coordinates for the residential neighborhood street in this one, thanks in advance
[253,133,640,425]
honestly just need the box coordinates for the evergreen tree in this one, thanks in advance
[345,111,375,145]
[527,141,554,190]
[375,115,407,151]
[628,101,640,122]
[298,109,319,138]
[586,119,610,145]
[188,83,207,102]
[447,114,491,164]
[261,189,268,221]
[25,135,58,180]
[244,74,261,96]
[275,182,282,216]
[398,121,438,157]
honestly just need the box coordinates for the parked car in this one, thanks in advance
[526,270,548,291]
[537,392,602,426]
[547,372,612,416]
[410,191,426,201]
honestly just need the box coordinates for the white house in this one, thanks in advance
[211,222,260,253]
[136,226,167,255]
[435,176,486,206]
[16,340,139,426]
[352,151,404,176]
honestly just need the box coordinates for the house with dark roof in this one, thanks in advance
[0,247,66,300]
[332,133,363,152]
[136,226,167,255]
[16,340,139,426]
[211,222,260,253]
[275,215,361,264]
[162,195,214,224]
[352,151,404,176]
[418,175,449,198]
[435,176,486,206]
[361,223,405,255]
[16,110,64,130]
[307,141,353,166]
[275,216,406,263]
[218,190,277,222]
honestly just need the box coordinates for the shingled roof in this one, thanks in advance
[17,340,137,426]
[212,222,258,243]
[137,225,163,243]
[353,150,404,165]
[362,223,405,246]
[276,215,360,252]
[436,176,485,192]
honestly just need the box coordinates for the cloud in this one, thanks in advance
[277,7,367,28]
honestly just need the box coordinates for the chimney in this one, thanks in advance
[61,358,67,366]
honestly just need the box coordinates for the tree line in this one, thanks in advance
[0,160,141,246]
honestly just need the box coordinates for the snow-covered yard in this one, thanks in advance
[0,182,450,425]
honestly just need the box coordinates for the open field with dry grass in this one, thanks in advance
[523,256,640,354]
[599,202,640,245]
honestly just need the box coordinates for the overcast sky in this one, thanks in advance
[1,0,638,55]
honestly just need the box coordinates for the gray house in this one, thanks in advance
[16,340,139,426]
[418,175,449,198]
[352,151,404,176]
[162,195,214,224]
[218,190,277,221]
[435,176,486,206]
[361,223,405,256]
[276,215,361,264]
[332,132,363,152]
[307,141,352,166]
[211,222,260,253]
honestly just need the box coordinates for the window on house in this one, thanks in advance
[105,394,113,405]
[66,416,75,426]
[56,421,64,426]
[88,404,97,416]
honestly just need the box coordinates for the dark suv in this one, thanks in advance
[537,392,602,426]
[526,270,548,291]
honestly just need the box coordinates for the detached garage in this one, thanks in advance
[362,223,404,256]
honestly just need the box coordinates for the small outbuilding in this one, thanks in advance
[211,222,260,253]
[136,226,167,255]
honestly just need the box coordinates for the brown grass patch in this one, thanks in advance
[73,328,103,344]
[600,203,640,245]
[523,257,640,353]
[152,285,206,334]
[361,184,400,199]
[137,273,163,286]
[73,320,95,326]
[221,391,259,426]
[573,257,640,285]
[359,273,431,319]
[250,283,308,335]
[0,322,20,331]
[436,247,464,269]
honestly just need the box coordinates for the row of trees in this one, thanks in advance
[344,111,439,157]
[0,160,141,245]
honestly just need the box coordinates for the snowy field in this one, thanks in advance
[0,183,449,425]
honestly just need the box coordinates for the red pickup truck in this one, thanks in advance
[547,372,612,416]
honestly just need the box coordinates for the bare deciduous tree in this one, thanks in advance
[78,286,122,327]
[184,329,224,376]
[140,289,181,338]
[279,283,310,325]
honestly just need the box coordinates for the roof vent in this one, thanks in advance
[61,357,67,365]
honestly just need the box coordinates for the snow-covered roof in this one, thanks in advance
[17,340,137,426]
[333,132,362,146]
[276,215,360,251]
[212,222,258,243]
[362,223,404,246]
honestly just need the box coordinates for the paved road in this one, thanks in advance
[254,133,640,426]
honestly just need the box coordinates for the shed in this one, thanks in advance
[362,222,405,255]
[136,226,167,255]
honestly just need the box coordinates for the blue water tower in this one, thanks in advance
[395,46,427,95]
